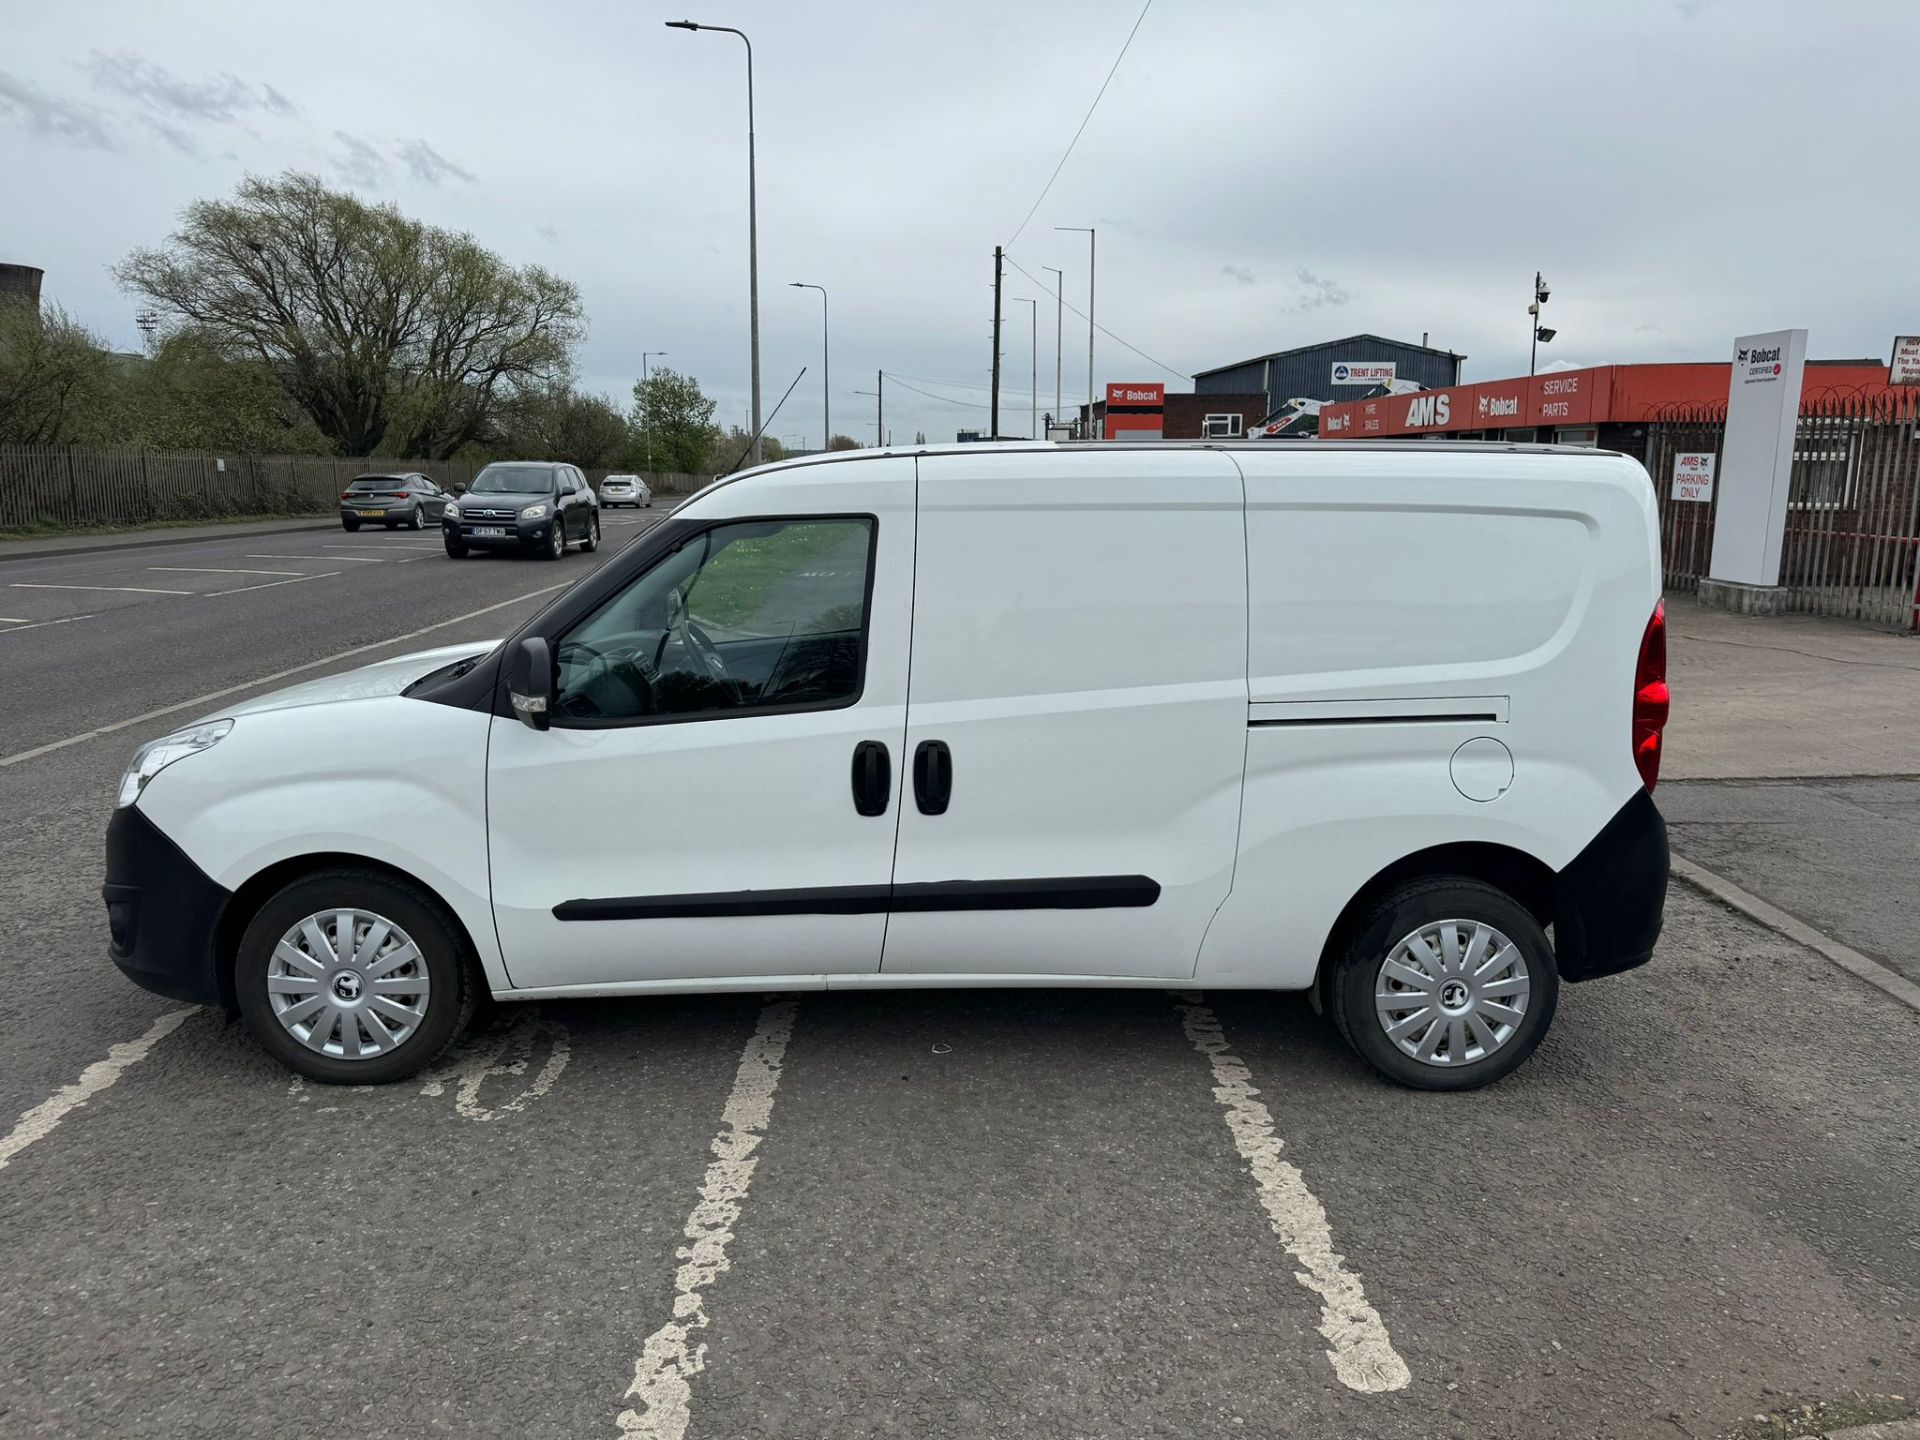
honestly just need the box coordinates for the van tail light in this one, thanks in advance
[1632,599,1669,792]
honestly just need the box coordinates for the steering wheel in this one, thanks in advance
[562,639,657,715]
[682,619,746,706]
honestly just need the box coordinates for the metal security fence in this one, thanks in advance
[0,444,707,531]
[1644,388,1920,630]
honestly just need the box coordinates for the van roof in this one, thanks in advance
[702,438,1625,495]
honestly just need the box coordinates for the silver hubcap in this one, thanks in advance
[552,524,564,555]
[1374,918,1531,1067]
[267,908,430,1060]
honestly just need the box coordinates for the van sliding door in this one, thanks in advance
[881,451,1249,979]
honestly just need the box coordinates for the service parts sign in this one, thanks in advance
[1671,452,1716,502]
[1331,362,1396,386]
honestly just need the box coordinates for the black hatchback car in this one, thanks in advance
[443,462,600,560]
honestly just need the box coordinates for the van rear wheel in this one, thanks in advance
[1328,877,1558,1091]
[234,869,477,1085]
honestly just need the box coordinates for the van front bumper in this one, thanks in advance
[1552,788,1669,982]
[104,805,231,1007]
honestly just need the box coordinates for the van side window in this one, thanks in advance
[552,517,875,724]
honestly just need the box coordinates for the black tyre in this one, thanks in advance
[444,536,468,558]
[342,516,360,532]
[541,521,565,560]
[1328,877,1558,1092]
[408,509,423,530]
[234,868,477,1085]
[580,511,600,553]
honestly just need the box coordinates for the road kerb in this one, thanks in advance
[1670,854,1920,1015]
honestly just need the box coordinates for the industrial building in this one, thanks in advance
[1193,334,1466,422]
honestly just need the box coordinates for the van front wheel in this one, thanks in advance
[1329,878,1558,1091]
[234,869,477,1085]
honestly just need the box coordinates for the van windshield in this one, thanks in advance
[471,466,556,494]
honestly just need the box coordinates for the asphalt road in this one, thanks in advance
[1,522,1916,1440]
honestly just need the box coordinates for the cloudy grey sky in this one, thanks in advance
[4,0,1917,447]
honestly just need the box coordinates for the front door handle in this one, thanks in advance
[851,740,891,817]
[913,740,952,816]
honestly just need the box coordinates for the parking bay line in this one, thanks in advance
[0,1008,198,1174]
[149,566,305,578]
[249,553,386,563]
[11,582,191,596]
[615,997,799,1439]
[0,614,97,636]
[1174,993,1412,1394]
[0,580,567,770]
[206,571,343,597]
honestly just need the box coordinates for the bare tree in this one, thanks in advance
[117,172,585,458]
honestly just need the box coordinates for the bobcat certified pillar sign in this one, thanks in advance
[1671,452,1716,502]
[1706,328,1808,588]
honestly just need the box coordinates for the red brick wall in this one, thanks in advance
[1162,393,1266,440]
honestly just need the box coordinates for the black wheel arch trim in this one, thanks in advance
[1551,787,1668,982]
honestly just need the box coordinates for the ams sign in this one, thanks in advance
[1402,393,1452,428]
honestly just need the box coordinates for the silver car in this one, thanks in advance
[598,474,652,508]
[339,473,453,532]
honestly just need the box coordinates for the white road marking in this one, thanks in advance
[0,1008,197,1173]
[206,570,342,597]
[0,613,97,636]
[0,580,566,769]
[325,542,440,551]
[1175,995,1411,1394]
[419,1009,571,1118]
[615,998,799,1439]
[0,616,27,622]
[248,553,386,563]
[11,582,190,596]
[149,566,304,577]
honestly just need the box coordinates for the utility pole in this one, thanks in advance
[1044,265,1063,431]
[990,246,1004,441]
[855,372,885,446]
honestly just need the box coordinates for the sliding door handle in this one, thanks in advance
[851,740,890,817]
[913,740,952,816]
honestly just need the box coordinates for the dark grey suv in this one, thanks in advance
[443,462,600,560]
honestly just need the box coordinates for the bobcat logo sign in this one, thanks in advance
[1403,393,1452,428]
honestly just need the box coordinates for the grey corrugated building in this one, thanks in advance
[1193,334,1466,418]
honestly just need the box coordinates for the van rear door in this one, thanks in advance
[881,450,1247,978]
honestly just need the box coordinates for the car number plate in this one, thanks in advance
[475,526,508,537]
[359,508,385,517]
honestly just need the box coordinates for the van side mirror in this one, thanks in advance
[506,636,553,731]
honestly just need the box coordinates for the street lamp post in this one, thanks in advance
[640,350,668,475]
[789,283,829,451]
[1014,298,1037,440]
[1055,226,1095,437]
[666,20,761,464]
[1044,265,1064,432]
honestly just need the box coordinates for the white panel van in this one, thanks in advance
[105,442,1670,1091]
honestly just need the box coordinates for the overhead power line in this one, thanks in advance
[887,376,998,412]
[1003,253,1190,383]
[1004,0,1153,247]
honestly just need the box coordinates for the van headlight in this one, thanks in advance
[117,720,233,808]
[520,503,549,520]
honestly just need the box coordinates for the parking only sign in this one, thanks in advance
[1671,451,1716,502]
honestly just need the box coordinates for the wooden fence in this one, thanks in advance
[1646,387,1920,630]
[0,445,707,531]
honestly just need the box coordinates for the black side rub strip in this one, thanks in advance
[553,875,1160,921]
